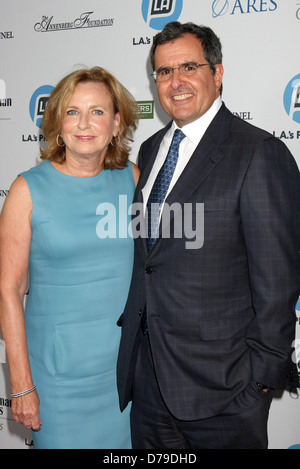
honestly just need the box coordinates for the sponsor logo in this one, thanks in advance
[0,397,11,408]
[212,0,230,16]
[137,100,154,119]
[142,0,183,30]
[283,74,300,124]
[22,85,52,142]
[133,36,152,46]
[212,0,277,17]
[272,74,300,140]
[34,12,114,32]
[272,129,300,140]
[0,79,12,121]
[0,31,14,39]
[0,396,11,427]
[0,98,12,107]
[29,85,53,129]
[232,111,253,121]
[296,2,300,20]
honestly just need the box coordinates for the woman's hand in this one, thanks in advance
[11,390,42,431]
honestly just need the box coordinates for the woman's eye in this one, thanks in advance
[66,109,77,115]
[93,110,103,116]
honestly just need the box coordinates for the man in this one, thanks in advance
[117,22,300,449]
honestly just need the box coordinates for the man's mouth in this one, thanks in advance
[172,93,193,101]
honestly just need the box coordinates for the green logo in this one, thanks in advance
[137,101,154,119]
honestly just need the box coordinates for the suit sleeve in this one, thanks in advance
[240,137,300,389]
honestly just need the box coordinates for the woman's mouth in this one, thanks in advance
[75,135,95,141]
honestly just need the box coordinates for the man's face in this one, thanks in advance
[154,33,223,127]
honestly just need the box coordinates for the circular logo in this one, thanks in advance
[283,74,300,124]
[142,0,183,31]
[212,0,229,18]
[29,85,54,129]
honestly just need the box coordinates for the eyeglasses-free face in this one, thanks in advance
[61,81,120,163]
[153,33,223,128]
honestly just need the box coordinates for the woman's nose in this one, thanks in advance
[78,113,90,129]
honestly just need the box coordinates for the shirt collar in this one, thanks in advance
[171,97,222,146]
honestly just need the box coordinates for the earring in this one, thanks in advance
[56,134,65,147]
[110,134,120,146]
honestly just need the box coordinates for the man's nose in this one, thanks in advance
[170,68,186,88]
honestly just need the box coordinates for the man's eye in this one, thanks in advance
[160,68,172,76]
[184,63,197,72]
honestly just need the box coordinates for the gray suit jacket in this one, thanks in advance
[117,103,300,420]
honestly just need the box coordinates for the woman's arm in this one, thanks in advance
[0,176,41,430]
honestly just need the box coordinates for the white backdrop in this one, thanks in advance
[0,0,299,449]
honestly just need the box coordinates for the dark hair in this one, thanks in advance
[150,22,223,92]
[41,67,139,169]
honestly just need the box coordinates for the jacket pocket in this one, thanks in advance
[198,313,254,341]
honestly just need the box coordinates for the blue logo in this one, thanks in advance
[142,0,183,30]
[29,85,54,128]
[212,0,229,17]
[212,0,277,17]
[288,444,300,449]
[283,74,300,124]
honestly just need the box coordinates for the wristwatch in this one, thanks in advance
[256,382,271,392]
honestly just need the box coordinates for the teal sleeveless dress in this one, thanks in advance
[21,161,134,449]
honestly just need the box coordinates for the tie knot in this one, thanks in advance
[172,129,186,147]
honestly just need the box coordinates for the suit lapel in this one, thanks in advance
[169,104,231,198]
[132,124,172,258]
[165,133,224,208]
[134,123,172,204]
[135,104,233,256]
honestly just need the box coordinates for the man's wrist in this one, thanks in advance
[256,382,272,392]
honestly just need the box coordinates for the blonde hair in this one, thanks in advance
[41,67,139,169]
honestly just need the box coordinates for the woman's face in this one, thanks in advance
[61,81,120,162]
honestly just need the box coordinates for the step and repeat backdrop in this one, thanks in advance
[0,0,299,449]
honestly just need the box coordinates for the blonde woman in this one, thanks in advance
[0,67,139,449]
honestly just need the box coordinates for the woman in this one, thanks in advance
[0,67,139,448]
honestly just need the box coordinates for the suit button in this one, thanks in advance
[145,267,153,274]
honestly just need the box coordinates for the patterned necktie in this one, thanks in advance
[146,129,186,251]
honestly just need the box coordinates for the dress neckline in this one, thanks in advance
[46,160,104,180]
